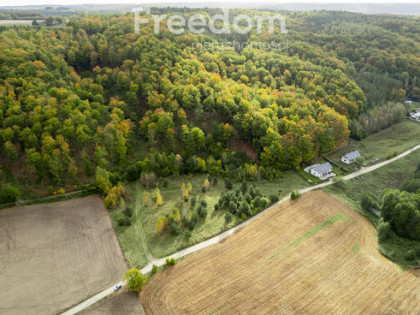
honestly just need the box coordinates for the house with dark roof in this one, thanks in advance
[308,162,333,179]
[341,150,361,164]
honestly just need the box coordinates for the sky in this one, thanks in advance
[1,0,420,7]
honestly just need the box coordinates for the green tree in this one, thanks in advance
[353,156,365,168]
[94,166,112,194]
[123,268,148,292]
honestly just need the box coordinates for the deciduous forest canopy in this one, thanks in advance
[0,9,419,197]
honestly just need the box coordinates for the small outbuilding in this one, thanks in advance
[341,150,361,164]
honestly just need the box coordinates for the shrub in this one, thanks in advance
[197,205,208,218]
[104,185,124,209]
[154,188,163,206]
[201,186,206,193]
[377,220,392,241]
[117,214,131,226]
[123,207,133,218]
[200,199,208,208]
[260,197,269,209]
[203,178,210,191]
[249,185,256,198]
[353,156,365,168]
[401,178,420,193]
[361,193,379,212]
[47,186,54,195]
[228,200,237,213]
[405,249,416,261]
[0,185,21,203]
[170,221,181,235]
[240,201,251,216]
[183,212,197,230]
[270,194,279,203]
[190,195,197,208]
[162,180,169,188]
[156,216,169,232]
[260,166,281,181]
[241,181,248,194]
[224,179,233,190]
[140,172,157,188]
[291,190,301,200]
[254,196,262,209]
[224,212,233,224]
[214,204,219,211]
[166,257,177,266]
[125,163,141,182]
[415,245,420,257]
[244,193,252,203]
[151,264,158,274]
[386,151,398,160]
[184,229,192,239]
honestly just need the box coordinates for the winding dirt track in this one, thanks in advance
[140,191,420,314]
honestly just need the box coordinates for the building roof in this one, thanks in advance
[311,162,332,175]
[343,150,361,161]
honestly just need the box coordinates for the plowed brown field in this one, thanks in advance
[0,196,127,315]
[140,191,420,314]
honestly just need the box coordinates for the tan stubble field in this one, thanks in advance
[140,191,420,314]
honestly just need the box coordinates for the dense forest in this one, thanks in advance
[0,9,419,203]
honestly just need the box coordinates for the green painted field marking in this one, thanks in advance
[269,213,349,259]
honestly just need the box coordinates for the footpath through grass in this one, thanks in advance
[323,148,420,269]
[112,171,309,268]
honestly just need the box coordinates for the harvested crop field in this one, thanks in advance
[0,196,127,315]
[140,191,420,314]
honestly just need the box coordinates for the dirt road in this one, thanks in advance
[62,143,420,315]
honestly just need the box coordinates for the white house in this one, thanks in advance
[308,162,333,179]
[411,112,420,121]
[341,150,361,164]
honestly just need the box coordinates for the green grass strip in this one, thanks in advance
[269,213,349,259]
[208,304,224,315]
[396,264,405,274]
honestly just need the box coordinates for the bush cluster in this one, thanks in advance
[0,185,21,204]
[116,206,133,226]
[166,257,177,266]
[215,183,269,218]
[360,193,379,212]
[291,190,302,200]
